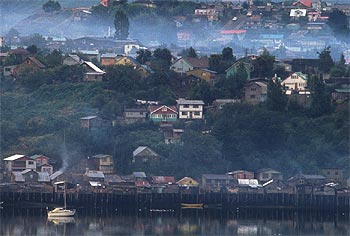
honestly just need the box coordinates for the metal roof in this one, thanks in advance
[132,172,147,178]
[176,98,204,105]
[133,146,159,157]
[50,170,64,180]
[91,154,111,159]
[85,170,105,179]
[80,115,98,120]
[4,154,26,161]
[202,174,234,180]
[83,61,105,74]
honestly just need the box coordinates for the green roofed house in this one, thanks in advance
[281,72,308,92]
[148,105,178,124]
[332,88,350,103]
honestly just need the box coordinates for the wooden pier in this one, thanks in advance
[0,190,349,212]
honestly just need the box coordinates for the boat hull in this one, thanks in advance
[48,209,76,217]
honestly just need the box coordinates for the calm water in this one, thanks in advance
[0,208,349,236]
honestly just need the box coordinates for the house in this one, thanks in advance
[281,72,308,91]
[80,116,103,130]
[176,98,204,120]
[162,125,184,144]
[148,105,178,123]
[81,61,105,81]
[171,57,209,74]
[90,154,114,174]
[63,54,82,66]
[288,174,327,187]
[37,163,54,175]
[151,176,176,186]
[176,177,199,187]
[244,81,268,105]
[256,168,283,183]
[202,174,236,191]
[132,146,160,167]
[3,65,16,77]
[332,88,350,102]
[30,154,49,166]
[228,170,254,180]
[100,53,118,66]
[3,154,36,173]
[321,168,344,183]
[50,170,71,183]
[115,56,151,79]
[38,172,51,183]
[16,169,39,183]
[186,68,217,83]
[14,56,46,77]
[132,171,147,181]
[123,107,147,124]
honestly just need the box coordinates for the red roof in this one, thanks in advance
[293,0,312,7]
[151,176,176,184]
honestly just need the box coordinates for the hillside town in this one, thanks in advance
[0,0,349,209]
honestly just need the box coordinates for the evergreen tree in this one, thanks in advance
[318,46,334,74]
[266,79,287,112]
[187,47,197,58]
[114,10,129,40]
[308,75,331,117]
[42,0,61,13]
[222,47,234,61]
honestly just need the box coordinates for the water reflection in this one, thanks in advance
[0,208,349,235]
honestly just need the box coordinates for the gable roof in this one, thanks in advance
[176,176,199,186]
[50,170,64,180]
[30,154,49,160]
[80,115,98,120]
[4,154,27,161]
[133,146,159,157]
[82,61,105,74]
[100,53,118,58]
[25,57,46,69]
[91,154,111,159]
[148,105,178,114]
[66,54,81,63]
[183,57,209,68]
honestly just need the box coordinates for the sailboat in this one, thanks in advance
[48,181,76,217]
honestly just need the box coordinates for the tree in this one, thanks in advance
[26,45,38,54]
[42,0,61,13]
[153,48,172,66]
[114,10,129,40]
[266,79,287,112]
[136,49,152,64]
[252,48,275,78]
[308,75,331,117]
[45,49,63,67]
[188,47,197,58]
[318,46,334,74]
[222,47,234,62]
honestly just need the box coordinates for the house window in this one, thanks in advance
[194,111,200,116]
[5,68,11,72]
[193,105,199,108]
[250,95,256,98]
[183,105,189,108]
[28,161,34,165]
[162,107,167,111]
[181,112,187,116]
[251,88,256,91]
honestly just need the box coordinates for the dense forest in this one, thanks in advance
[0,47,349,179]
